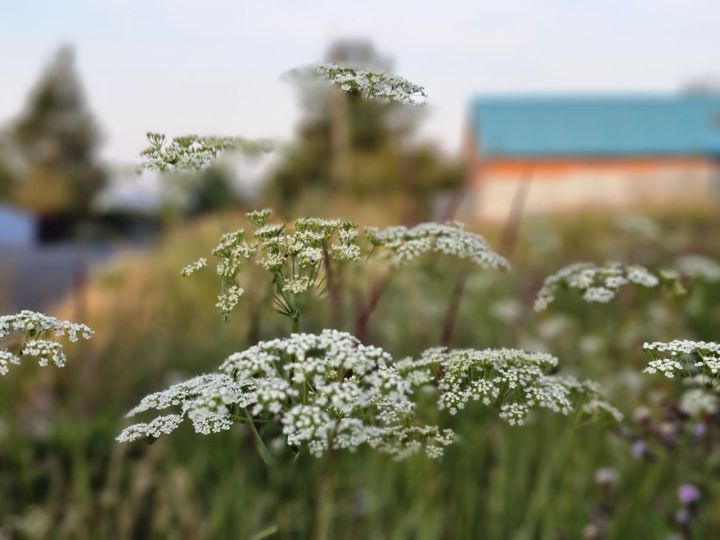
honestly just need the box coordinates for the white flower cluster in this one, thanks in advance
[534,262,660,311]
[182,210,361,318]
[180,257,207,276]
[117,373,254,441]
[0,311,93,375]
[140,132,272,172]
[643,340,720,380]
[216,285,244,316]
[679,388,718,416]
[119,330,451,459]
[675,255,720,282]
[397,348,618,425]
[554,375,624,423]
[315,64,427,106]
[365,222,510,270]
[118,330,618,458]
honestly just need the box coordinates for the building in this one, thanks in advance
[466,94,720,220]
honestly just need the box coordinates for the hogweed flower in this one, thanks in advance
[0,311,93,375]
[314,64,427,105]
[534,262,660,311]
[642,340,720,380]
[365,221,510,270]
[182,210,362,319]
[397,348,620,425]
[118,330,449,459]
[118,331,618,459]
[140,132,273,172]
[184,212,508,320]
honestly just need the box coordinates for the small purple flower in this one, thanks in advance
[678,484,701,506]
[692,423,707,438]
[631,440,647,459]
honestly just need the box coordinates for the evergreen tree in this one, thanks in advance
[10,46,106,217]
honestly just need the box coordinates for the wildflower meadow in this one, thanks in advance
[2,58,720,540]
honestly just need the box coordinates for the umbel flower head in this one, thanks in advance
[183,211,509,320]
[396,348,622,425]
[118,330,451,459]
[314,63,427,106]
[534,262,660,311]
[365,221,511,270]
[0,310,93,375]
[643,340,720,380]
[140,132,273,172]
[642,340,720,420]
[118,331,617,459]
[181,209,362,319]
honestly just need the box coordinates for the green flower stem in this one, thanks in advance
[313,452,335,540]
[243,408,273,466]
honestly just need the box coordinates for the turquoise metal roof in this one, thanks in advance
[470,94,720,158]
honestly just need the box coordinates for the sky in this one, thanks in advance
[1,0,719,164]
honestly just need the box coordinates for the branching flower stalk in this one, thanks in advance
[147,212,608,465]
[182,211,510,333]
[115,62,625,540]
[0,311,93,375]
[181,209,362,329]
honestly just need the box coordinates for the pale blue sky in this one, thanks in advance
[1,0,719,162]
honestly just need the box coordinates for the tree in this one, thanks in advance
[9,46,106,217]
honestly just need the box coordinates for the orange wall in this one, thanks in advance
[472,156,716,181]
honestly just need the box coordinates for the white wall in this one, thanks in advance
[472,162,720,221]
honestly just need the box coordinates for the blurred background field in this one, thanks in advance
[2,205,720,539]
[3,2,720,538]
